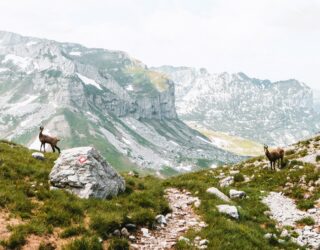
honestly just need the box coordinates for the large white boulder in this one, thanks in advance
[206,187,231,202]
[216,205,239,219]
[49,147,125,199]
[229,189,246,199]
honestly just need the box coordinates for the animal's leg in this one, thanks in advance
[50,144,55,152]
[272,161,275,170]
[40,143,42,152]
[55,145,61,154]
[43,143,46,152]
[269,161,271,170]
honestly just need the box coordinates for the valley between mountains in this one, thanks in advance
[0,31,320,250]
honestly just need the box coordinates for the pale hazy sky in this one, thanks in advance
[0,0,319,89]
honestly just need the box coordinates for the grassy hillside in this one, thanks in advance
[187,122,263,157]
[0,140,168,249]
[0,136,319,249]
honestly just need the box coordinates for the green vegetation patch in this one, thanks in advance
[0,141,168,249]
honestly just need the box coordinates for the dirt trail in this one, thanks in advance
[132,188,206,250]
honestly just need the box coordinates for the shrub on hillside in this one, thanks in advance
[295,217,315,226]
[108,238,129,250]
[234,173,245,182]
[62,237,102,250]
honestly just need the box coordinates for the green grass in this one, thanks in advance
[162,152,319,249]
[295,217,315,226]
[0,140,168,249]
[0,137,318,249]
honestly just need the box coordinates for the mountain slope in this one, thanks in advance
[0,135,319,249]
[0,31,241,174]
[153,66,320,146]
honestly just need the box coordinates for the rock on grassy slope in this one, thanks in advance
[0,135,319,249]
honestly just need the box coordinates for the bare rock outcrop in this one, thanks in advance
[49,147,125,199]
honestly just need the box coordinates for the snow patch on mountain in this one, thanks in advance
[69,51,82,56]
[2,54,32,70]
[76,73,102,90]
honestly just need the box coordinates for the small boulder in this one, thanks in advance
[229,189,246,199]
[207,187,231,202]
[155,214,167,225]
[194,199,201,208]
[219,176,234,187]
[113,229,121,237]
[32,152,45,160]
[121,227,130,237]
[178,236,190,243]
[129,235,136,242]
[280,229,289,238]
[141,228,149,237]
[49,147,125,199]
[199,239,209,246]
[216,205,239,219]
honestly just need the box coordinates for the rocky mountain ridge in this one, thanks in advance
[153,66,320,146]
[0,31,241,174]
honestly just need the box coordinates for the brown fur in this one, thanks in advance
[39,126,61,153]
[264,145,284,170]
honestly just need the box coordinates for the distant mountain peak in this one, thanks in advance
[153,66,320,145]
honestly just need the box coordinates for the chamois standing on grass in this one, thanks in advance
[264,145,284,170]
[39,126,61,153]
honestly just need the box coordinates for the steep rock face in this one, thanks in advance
[0,31,241,174]
[0,31,177,120]
[153,66,320,145]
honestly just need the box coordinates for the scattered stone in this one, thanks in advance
[199,239,209,245]
[129,235,136,242]
[207,187,231,202]
[155,215,167,225]
[113,229,121,237]
[165,213,172,220]
[198,246,208,249]
[194,236,201,242]
[264,233,276,239]
[141,228,149,237]
[194,199,201,208]
[280,229,289,238]
[32,152,45,160]
[264,210,272,217]
[128,171,135,176]
[229,170,240,175]
[49,147,126,199]
[219,176,234,187]
[178,236,190,243]
[263,192,320,248]
[229,189,246,199]
[121,227,130,237]
[216,205,239,219]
